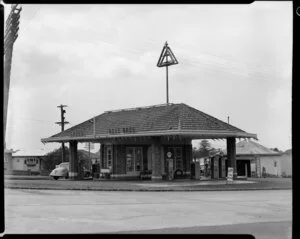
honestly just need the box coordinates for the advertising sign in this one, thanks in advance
[227,167,233,182]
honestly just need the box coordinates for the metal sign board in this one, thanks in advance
[157,42,178,67]
[227,167,233,181]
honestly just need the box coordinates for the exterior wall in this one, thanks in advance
[151,138,162,180]
[69,141,79,179]
[227,137,237,178]
[160,146,165,175]
[147,146,152,171]
[184,144,192,174]
[225,155,283,177]
[114,145,126,175]
[101,137,193,180]
[4,152,13,170]
[11,156,41,172]
[280,153,292,176]
[260,155,282,176]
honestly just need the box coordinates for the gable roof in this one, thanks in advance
[12,149,47,157]
[41,103,257,143]
[223,140,280,156]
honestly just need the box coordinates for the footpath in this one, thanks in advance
[4,175,292,191]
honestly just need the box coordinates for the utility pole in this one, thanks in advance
[4,4,22,149]
[56,105,69,162]
[227,116,230,124]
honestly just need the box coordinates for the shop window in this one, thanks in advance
[104,146,113,169]
[25,158,37,166]
[126,147,143,173]
[107,148,112,168]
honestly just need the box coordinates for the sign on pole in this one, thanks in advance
[227,167,234,183]
[157,41,178,104]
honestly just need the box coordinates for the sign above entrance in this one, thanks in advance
[108,127,135,135]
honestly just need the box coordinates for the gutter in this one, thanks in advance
[41,130,257,143]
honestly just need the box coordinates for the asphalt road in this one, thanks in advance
[4,189,292,238]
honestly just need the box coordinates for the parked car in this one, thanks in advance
[49,162,91,180]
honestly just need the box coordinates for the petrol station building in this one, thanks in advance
[41,103,257,180]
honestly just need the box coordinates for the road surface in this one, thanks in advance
[4,189,292,238]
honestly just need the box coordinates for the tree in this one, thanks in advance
[198,140,212,158]
[43,147,69,171]
[199,139,211,150]
[192,140,218,159]
[43,147,93,171]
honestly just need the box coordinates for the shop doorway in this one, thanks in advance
[237,160,251,177]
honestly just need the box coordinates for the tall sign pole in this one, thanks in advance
[56,105,69,162]
[157,41,178,104]
[4,4,22,149]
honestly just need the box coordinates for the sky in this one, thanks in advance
[4,2,292,154]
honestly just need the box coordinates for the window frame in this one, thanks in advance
[126,147,143,173]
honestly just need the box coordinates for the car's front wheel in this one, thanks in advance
[53,176,59,180]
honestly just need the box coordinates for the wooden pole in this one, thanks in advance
[166,65,169,104]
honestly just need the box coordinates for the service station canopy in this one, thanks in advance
[41,103,257,144]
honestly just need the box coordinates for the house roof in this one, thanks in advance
[222,140,280,156]
[12,149,47,157]
[41,103,257,143]
[284,149,292,155]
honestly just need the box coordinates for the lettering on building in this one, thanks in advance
[108,127,135,135]
[71,130,84,137]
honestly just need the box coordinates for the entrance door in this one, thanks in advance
[237,160,251,177]
[126,147,143,174]
[237,160,245,176]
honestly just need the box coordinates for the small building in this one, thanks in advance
[222,140,285,177]
[41,103,257,180]
[5,149,46,175]
[280,149,292,177]
[4,149,14,171]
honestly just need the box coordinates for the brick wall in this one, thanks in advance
[151,138,162,179]
[115,145,126,174]
[184,144,192,173]
[69,141,79,179]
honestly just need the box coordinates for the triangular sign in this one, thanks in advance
[157,42,178,67]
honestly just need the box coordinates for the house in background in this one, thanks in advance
[5,149,47,175]
[222,140,286,178]
[4,148,14,171]
[280,149,292,177]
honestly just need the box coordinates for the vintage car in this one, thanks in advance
[50,162,91,180]
[49,162,69,180]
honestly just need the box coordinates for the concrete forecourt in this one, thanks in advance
[4,188,292,238]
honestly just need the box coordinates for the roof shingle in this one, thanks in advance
[42,103,255,142]
[223,140,280,156]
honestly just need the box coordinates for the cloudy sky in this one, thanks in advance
[4,2,292,153]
